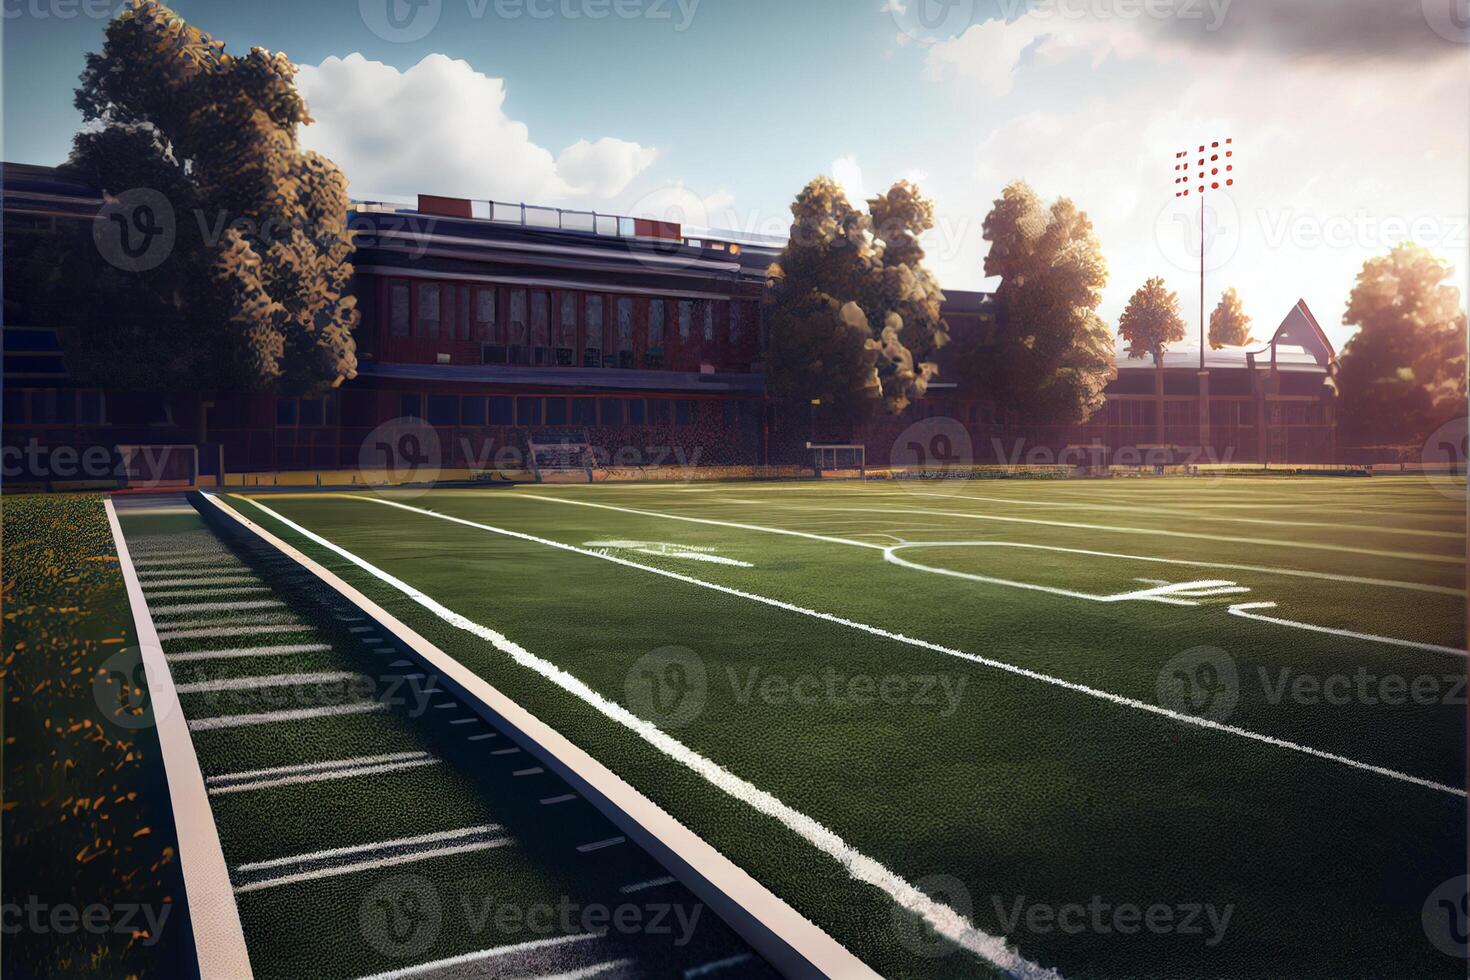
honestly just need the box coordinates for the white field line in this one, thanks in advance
[234,494,1056,979]
[188,701,386,732]
[150,599,286,616]
[131,555,240,569]
[208,751,431,786]
[146,587,273,599]
[621,876,677,894]
[685,953,756,977]
[1228,604,1466,657]
[776,502,1464,566]
[351,932,607,980]
[239,824,503,873]
[234,837,512,894]
[537,960,635,980]
[167,643,331,663]
[141,575,259,587]
[333,494,1465,800]
[515,492,1463,597]
[209,757,440,796]
[906,492,1466,540]
[175,671,361,695]
[158,624,313,642]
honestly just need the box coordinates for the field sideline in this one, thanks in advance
[215,476,1467,979]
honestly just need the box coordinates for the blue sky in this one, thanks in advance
[4,0,1467,347]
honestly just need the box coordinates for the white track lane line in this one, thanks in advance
[234,837,513,894]
[222,498,1093,978]
[330,495,1465,800]
[140,575,260,587]
[351,932,607,980]
[158,624,313,642]
[175,671,361,695]
[146,587,273,599]
[208,757,440,796]
[188,701,386,731]
[239,824,502,873]
[150,599,287,616]
[514,492,1461,595]
[167,643,331,663]
[208,751,431,786]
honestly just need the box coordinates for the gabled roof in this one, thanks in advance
[1114,299,1334,374]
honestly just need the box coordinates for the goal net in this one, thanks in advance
[527,429,596,482]
[808,442,866,478]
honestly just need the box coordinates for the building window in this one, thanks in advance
[702,301,714,342]
[461,396,488,426]
[558,294,578,350]
[416,283,441,339]
[628,399,646,425]
[475,287,499,342]
[517,398,542,426]
[276,398,297,427]
[649,300,665,350]
[585,296,604,367]
[678,300,693,341]
[649,399,672,425]
[546,397,569,425]
[299,398,325,427]
[427,394,459,426]
[675,400,693,425]
[389,281,411,337]
[400,393,423,420]
[490,396,514,426]
[507,289,528,346]
[599,398,625,426]
[530,291,551,349]
[456,286,471,340]
[617,298,634,352]
[571,399,596,426]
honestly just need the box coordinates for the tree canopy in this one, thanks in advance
[1208,287,1255,349]
[950,181,1114,423]
[1119,276,1186,362]
[1337,243,1467,447]
[764,177,948,420]
[57,0,357,395]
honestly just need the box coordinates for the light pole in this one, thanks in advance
[1173,139,1235,460]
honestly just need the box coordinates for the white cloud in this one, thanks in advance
[913,9,1470,350]
[831,155,868,204]
[295,53,659,204]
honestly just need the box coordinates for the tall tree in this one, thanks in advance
[765,177,947,420]
[1119,276,1187,362]
[1208,287,1255,348]
[1337,243,1467,447]
[57,0,357,398]
[954,181,1114,423]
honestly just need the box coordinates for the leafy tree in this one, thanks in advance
[1119,276,1186,362]
[765,177,947,420]
[1337,243,1467,447]
[953,181,1114,423]
[1208,287,1255,348]
[56,0,357,398]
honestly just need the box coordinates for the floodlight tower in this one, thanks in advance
[1173,139,1235,458]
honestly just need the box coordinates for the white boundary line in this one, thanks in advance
[352,931,607,980]
[201,493,887,980]
[103,499,253,979]
[337,494,1465,800]
[1227,603,1467,657]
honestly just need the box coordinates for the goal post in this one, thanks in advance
[807,442,866,478]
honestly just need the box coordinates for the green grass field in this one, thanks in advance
[216,475,1467,979]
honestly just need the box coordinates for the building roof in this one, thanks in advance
[357,360,766,395]
[1115,299,1335,374]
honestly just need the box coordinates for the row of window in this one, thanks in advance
[276,395,341,428]
[5,389,106,426]
[396,394,752,429]
[385,281,754,353]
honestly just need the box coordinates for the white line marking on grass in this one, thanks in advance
[145,587,273,599]
[234,837,513,894]
[541,794,578,806]
[233,496,1071,978]
[208,751,431,785]
[158,612,299,629]
[238,824,502,873]
[1228,604,1467,657]
[176,671,360,695]
[620,876,676,894]
[469,733,498,742]
[519,491,1463,595]
[188,701,386,731]
[141,575,259,588]
[685,953,755,977]
[577,836,626,853]
[131,555,238,569]
[331,495,1466,800]
[535,959,634,980]
[209,757,440,796]
[158,623,313,641]
[350,932,606,980]
[166,643,331,663]
[584,540,755,568]
[150,599,286,616]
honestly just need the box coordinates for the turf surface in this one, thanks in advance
[219,475,1467,978]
